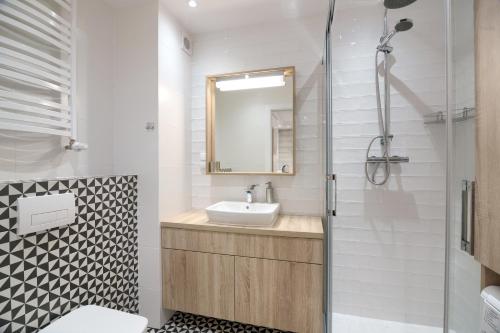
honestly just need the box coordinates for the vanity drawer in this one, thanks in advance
[161,227,323,264]
[162,249,235,321]
[234,257,323,333]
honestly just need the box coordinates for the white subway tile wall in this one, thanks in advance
[331,0,447,327]
[190,17,325,216]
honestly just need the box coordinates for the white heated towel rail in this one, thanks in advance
[0,0,76,138]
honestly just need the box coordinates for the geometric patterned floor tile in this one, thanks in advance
[147,312,291,333]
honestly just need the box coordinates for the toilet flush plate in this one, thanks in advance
[17,193,76,236]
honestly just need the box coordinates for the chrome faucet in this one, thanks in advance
[245,184,258,203]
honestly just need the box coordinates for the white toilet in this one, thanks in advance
[38,305,148,333]
[481,286,500,333]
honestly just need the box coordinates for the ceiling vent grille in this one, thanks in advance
[181,32,193,56]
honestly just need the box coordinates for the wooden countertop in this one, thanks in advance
[161,210,323,239]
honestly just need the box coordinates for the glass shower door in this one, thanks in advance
[446,0,481,331]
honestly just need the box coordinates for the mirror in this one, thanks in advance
[206,67,295,175]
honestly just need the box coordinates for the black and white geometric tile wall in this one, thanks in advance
[0,176,139,333]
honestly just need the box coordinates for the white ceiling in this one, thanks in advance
[102,0,383,34]
[162,0,328,34]
[103,0,146,8]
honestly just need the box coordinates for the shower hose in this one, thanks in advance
[365,50,391,185]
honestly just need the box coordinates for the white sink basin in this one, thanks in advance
[206,201,280,227]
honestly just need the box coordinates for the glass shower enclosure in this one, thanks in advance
[324,0,482,332]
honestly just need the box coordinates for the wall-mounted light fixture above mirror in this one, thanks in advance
[206,67,295,175]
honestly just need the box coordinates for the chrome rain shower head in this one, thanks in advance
[384,0,417,9]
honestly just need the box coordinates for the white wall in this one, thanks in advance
[111,0,162,327]
[0,0,115,182]
[331,0,447,327]
[191,17,324,215]
[158,0,192,221]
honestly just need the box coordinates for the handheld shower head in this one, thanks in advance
[395,18,413,31]
[384,0,417,9]
[378,18,414,49]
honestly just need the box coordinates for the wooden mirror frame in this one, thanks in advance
[205,66,296,176]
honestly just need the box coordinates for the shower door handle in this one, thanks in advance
[461,180,475,255]
[327,174,337,216]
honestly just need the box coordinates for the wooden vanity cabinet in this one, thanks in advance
[161,213,324,333]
